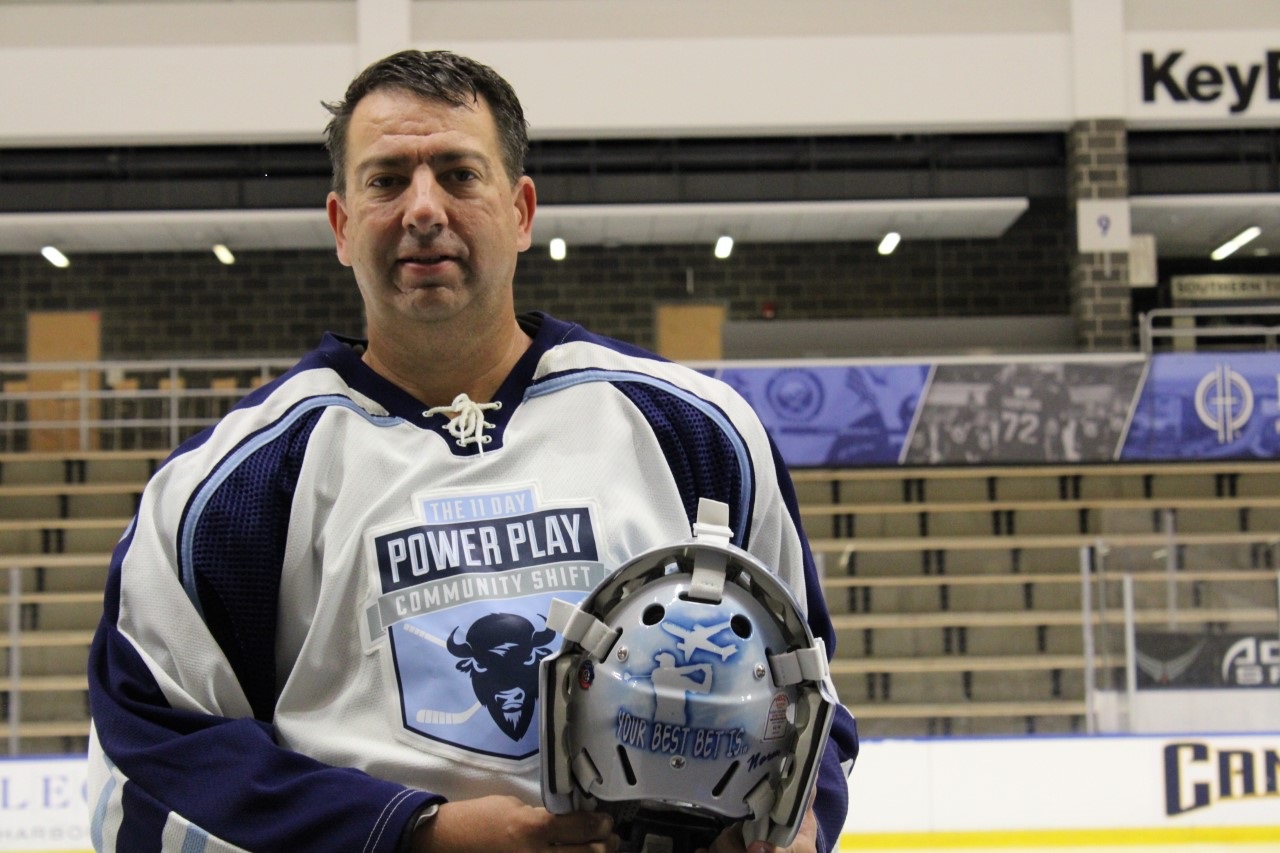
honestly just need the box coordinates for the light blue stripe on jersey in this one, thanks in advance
[181,823,209,853]
[526,370,753,545]
[91,755,117,851]
[177,395,401,618]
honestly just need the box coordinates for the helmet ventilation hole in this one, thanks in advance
[616,745,638,786]
[642,604,666,625]
[711,760,740,797]
[730,614,752,638]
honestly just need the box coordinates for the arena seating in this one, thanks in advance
[2,451,1278,750]
[0,450,164,753]
[793,462,1280,737]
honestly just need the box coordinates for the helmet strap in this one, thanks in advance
[688,498,734,603]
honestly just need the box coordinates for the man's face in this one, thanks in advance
[327,88,535,339]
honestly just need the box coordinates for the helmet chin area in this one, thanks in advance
[541,498,837,850]
[594,799,730,853]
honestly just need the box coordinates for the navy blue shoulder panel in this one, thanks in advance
[613,380,755,546]
[181,405,325,722]
[522,313,756,540]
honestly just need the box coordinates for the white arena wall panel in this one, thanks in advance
[3,1,1280,147]
[5,735,1280,852]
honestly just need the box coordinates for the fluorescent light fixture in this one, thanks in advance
[549,237,566,261]
[1211,226,1261,260]
[40,246,70,268]
[212,244,236,265]
[877,231,901,255]
[714,235,733,259]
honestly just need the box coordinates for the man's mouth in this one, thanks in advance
[399,254,453,267]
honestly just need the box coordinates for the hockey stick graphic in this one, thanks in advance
[401,621,484,724]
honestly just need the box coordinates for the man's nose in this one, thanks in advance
[403,171,446,233]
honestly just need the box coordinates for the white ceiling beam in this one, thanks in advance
[357,0,412,70]
[0,199,1030,255]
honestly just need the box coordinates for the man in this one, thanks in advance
[87,50,857,853]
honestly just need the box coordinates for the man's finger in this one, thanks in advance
[549,811,615,845]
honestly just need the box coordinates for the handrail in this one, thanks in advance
[0,356,294,451]
[7,566,20,755]
[1139,305,1280,354]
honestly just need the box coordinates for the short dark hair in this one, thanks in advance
[323,50,529,194]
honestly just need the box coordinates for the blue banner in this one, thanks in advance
[704,352,1280,468]
[1120,353,1280,462]
[708,364,928,467]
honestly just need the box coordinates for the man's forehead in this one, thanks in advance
[349,89,497,150]
[354,87,488,127]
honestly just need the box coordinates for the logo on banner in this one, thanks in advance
[1194,364,1253,444]
[1137,632,1280,689]
[1222,636,1280,687]
[765,369,824,421]
[1136,638,1207,685]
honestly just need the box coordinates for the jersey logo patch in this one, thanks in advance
[363,485,604,761]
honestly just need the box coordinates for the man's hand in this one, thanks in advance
[696,807,819,853]
[411,795,620,852]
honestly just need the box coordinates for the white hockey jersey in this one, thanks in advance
[87,312,858,853]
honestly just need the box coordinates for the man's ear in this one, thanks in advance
[326,191,353,266]
[512,176,536,253]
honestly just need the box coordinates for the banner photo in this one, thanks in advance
[903,359,1144,465]
[1120,352,1280,462]
[706,352,1280,468]
[1136,631,1280,689]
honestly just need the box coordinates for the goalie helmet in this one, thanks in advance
[540,499,836,849]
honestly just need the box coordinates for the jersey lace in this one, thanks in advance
[424,393,502,452]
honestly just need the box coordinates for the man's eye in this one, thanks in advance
[368,175,401,189]
[451,168,479,183]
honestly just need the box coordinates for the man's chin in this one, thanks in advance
[396,281,463,310]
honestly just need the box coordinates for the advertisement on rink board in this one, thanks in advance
[704,350,1280,468]
[0,756,89,852]
[843,734,1280,849]
[4,736,1279,852]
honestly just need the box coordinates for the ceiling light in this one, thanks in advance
[1210,226,1261,260]
[212,243,236,265]
[877,232,901,255]
[714,235,734,259]
[549,237,566,261]
[40,246,70,268]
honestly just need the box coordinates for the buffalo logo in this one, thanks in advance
[765,369,824,421]
[446,612,557,740]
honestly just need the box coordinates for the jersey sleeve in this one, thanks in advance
[772,442,860,853]
[86,435,436,852]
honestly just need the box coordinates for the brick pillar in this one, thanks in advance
[1068,119,1133,351]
